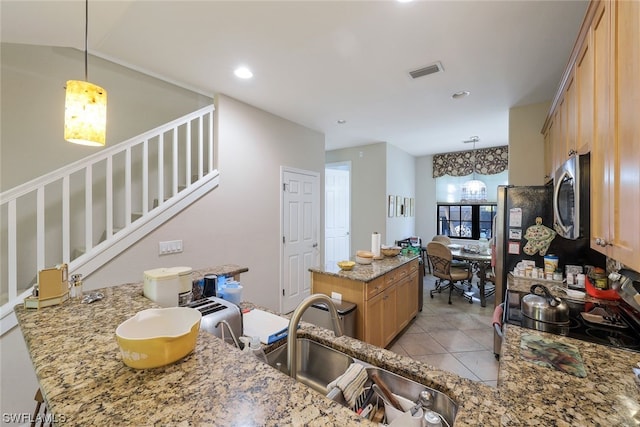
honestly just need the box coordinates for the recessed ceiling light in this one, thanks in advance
[337,119,346,124]
[234,66,253,79]
[397,0,414,3]
[452,90,470,99]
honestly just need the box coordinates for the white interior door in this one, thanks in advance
[281,168,320,313]
[325,164,350,269]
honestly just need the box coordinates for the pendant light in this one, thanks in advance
[64,0,107,146]
[460,136,487,202]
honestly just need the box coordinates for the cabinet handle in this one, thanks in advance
[568,149,577,157]
[595,238,610,247]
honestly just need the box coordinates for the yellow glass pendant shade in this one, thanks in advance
[64,80,107,146]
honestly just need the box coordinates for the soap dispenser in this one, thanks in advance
[239,336,268,363]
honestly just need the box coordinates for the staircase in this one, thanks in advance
[0,105,218,334]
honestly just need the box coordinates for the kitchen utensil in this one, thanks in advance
[115,307,201,369]
[552,285,585,299]
[519,333,586,378]
[370,371,402,411]
[613,269,640,312]
[521,284,569,324]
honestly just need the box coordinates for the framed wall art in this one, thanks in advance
[404,197,409,217]
[388,195,395,217]
[396,196,402,216]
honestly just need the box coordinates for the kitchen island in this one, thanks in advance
[15,266,640,425]
[310,255,420,348]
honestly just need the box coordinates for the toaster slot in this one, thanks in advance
[200,304,227,316]
[188,299,214,309]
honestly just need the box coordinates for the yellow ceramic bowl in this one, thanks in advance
[337,260,356,271]
[115,307,202,369]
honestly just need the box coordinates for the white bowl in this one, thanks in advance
[355,255,373,265]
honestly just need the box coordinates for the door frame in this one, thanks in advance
[279,166,321,313]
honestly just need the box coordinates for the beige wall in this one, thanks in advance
[326,143,387,255]
[508,101,551,186]
[88,93,325,308]
[1,43,211,191]
[385,144,416,245]
[415,155,437,242]
[1,78,324,420]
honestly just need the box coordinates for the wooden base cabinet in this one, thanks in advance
[311,259,419,348]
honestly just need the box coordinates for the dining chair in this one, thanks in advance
[426,241,473,304]
[430,235,471,273]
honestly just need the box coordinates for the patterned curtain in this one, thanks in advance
[433,145,508,178]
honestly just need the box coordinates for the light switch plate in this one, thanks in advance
[159,240,183,255]
[331,291,342,301]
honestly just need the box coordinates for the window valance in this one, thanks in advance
[433,145,508,178]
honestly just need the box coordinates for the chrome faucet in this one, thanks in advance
[287,294,344,380]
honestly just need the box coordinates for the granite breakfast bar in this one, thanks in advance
[14,264,640,425]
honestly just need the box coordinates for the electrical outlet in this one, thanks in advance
[159,240,183,255]
[331,292,342,301]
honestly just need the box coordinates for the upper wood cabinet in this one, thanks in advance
[591,0,640,270]
[576,33,594,154]
[544,0,640,272]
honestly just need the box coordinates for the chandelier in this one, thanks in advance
[64,0,107,146]
[460,136,487,202]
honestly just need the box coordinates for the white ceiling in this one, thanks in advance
[1,0,588,156]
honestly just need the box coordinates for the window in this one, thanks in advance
[437,203,497,240]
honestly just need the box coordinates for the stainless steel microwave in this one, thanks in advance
[553,153,590,240]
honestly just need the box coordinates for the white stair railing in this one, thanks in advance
[1,105,217,333]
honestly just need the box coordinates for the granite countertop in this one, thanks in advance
[502,274,640,426]
[15,265,640,425]
[499,324,640,426]
[15,262,496,426]
[308,255,419,283]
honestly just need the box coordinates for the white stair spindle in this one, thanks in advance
[158,133,164,207]
[142,140,148,214]
[198,116,203,179]
[85,165,93,252]
[186,121,191,186]
[125,147,132,227]
[36,186,45,271]
[106,156,113,237]
[173,128,178,196]
[62,176,70,263]
[8,200,17,301]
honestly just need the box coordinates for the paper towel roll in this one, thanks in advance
[371,232,381,258]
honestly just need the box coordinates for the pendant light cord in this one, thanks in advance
[84,0,88,81]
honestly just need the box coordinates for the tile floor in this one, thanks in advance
[387,273,500,388]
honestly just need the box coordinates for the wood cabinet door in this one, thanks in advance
[565,73,578,157]
[364,291,384,348]
[609,0,640,270]
[407,271,419,321]
[590,0,612,255]
[396,277,411,331]
[381,285,398,347]
[576,32,594,155]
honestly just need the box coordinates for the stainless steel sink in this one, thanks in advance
[366,367,458,426]
[266,338,354,396]
[266,338,458,425]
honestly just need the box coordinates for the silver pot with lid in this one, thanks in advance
[521,284,570,324]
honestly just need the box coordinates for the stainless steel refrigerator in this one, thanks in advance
[493,185,604,355]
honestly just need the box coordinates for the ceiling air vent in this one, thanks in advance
[409,61,444,79]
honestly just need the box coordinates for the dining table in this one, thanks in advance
[449,246,493,307]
